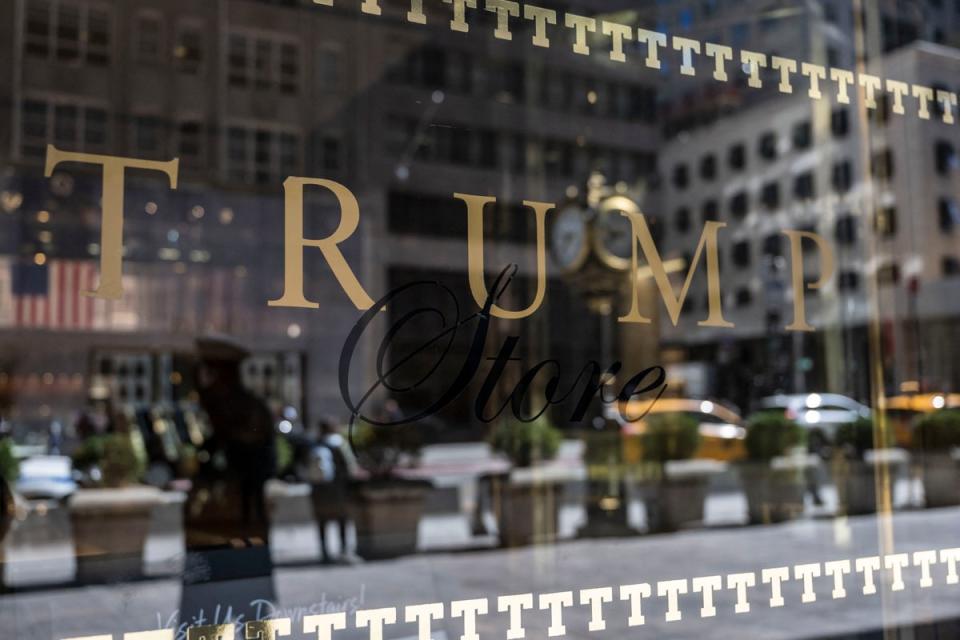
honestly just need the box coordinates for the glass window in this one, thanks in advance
[832,160,852,193]
[177,121,203,163]
[699,153,716,180]
[876,205,898,237]
[792,120,812,150]
[793,171,816,200]
[758,131,777,160]
[728,141,746,170]
[831,107,850,137]
[729,190,748,218]
[86,8,110,66]
[136,14,163,65]
[25,0,50,57]
[11,4,960,640]
[761,180,780,208]
[55,3,81,62]
[175,23,203,74]
[935,139,957,175]
[228,34,248,87]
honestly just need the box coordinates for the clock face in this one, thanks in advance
[551,205,589,272]
[593,195,640,271]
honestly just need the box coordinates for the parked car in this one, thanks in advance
[759,393,871,455]
[606,397,746,462]
[16,455,77,500]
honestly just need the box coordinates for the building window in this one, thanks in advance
[255,38,273,90]
[136,14,163,65]
[133,116,164,158]
[318,136,342,172]
[56,3,80,62]
[935,140,957,175]
[701,199,719,223]
[939,197,960,232]
[317,45,342,92]
[735,288,753,308]
[228,33,300,94]
[831,108,849,137]
[877,263,901,285]
[53,104,78,147]
[729,191,748,219]
[758,132,777,160]
[792,120,812,150]
[672,164,689,189]
[86,7,110,66]
[25,1,50,57]
[870,148,894,181]
[732,240,751,268]
[226,126,301,185]
[280,43,299,94]
[175,23,204,75]
[699,154,716,180]
[793,172,816,200]
[832,160,852,193]
[728,142,746,170]
[875,206,897,237]
[870,94,891,124]
[85,107,108,150]
[838,270,860,291]
[228,34,248,87]
[761,181,780,209]
[21,98,108,159]
[25,2,111,66]
[942,256,960,276]
[177,121,203,164]
[762,233,783,257]
[675,207,691,233]
[835,214,857,245]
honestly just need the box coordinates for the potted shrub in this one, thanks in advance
[914,409,960,507]
[640,413,723,532]
[349,420,431,559]
[69,432,161,583]
[0,437,19,563]
[488,415,563,547]
[740,412,808,524]
[833,418,907,515]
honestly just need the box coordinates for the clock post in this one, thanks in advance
[550,172,658,538]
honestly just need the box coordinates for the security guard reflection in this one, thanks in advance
[179,335,277,627]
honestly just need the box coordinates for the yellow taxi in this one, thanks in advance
[885,393,960,448]
[604,397,747,463]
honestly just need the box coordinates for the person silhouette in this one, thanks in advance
[178,335,277,628]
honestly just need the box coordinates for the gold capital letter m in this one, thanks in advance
[618,212,733,328]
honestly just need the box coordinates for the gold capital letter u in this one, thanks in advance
[456,193,553,319]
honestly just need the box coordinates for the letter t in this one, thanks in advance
[45,145,179,300]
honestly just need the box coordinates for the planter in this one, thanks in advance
[350,479,430,560]
[492,467,567,548]
[920,450,960,508]
[68,486,162,583]
[836,449,909,515]
[644,460,725,533]
[740,455,815,524]
[0,476,14,575]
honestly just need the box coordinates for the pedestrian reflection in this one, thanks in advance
[179,335,277,627]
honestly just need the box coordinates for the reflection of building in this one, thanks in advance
[657,42,960,409]
[0,0,662,435]
[656,0,960,134]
